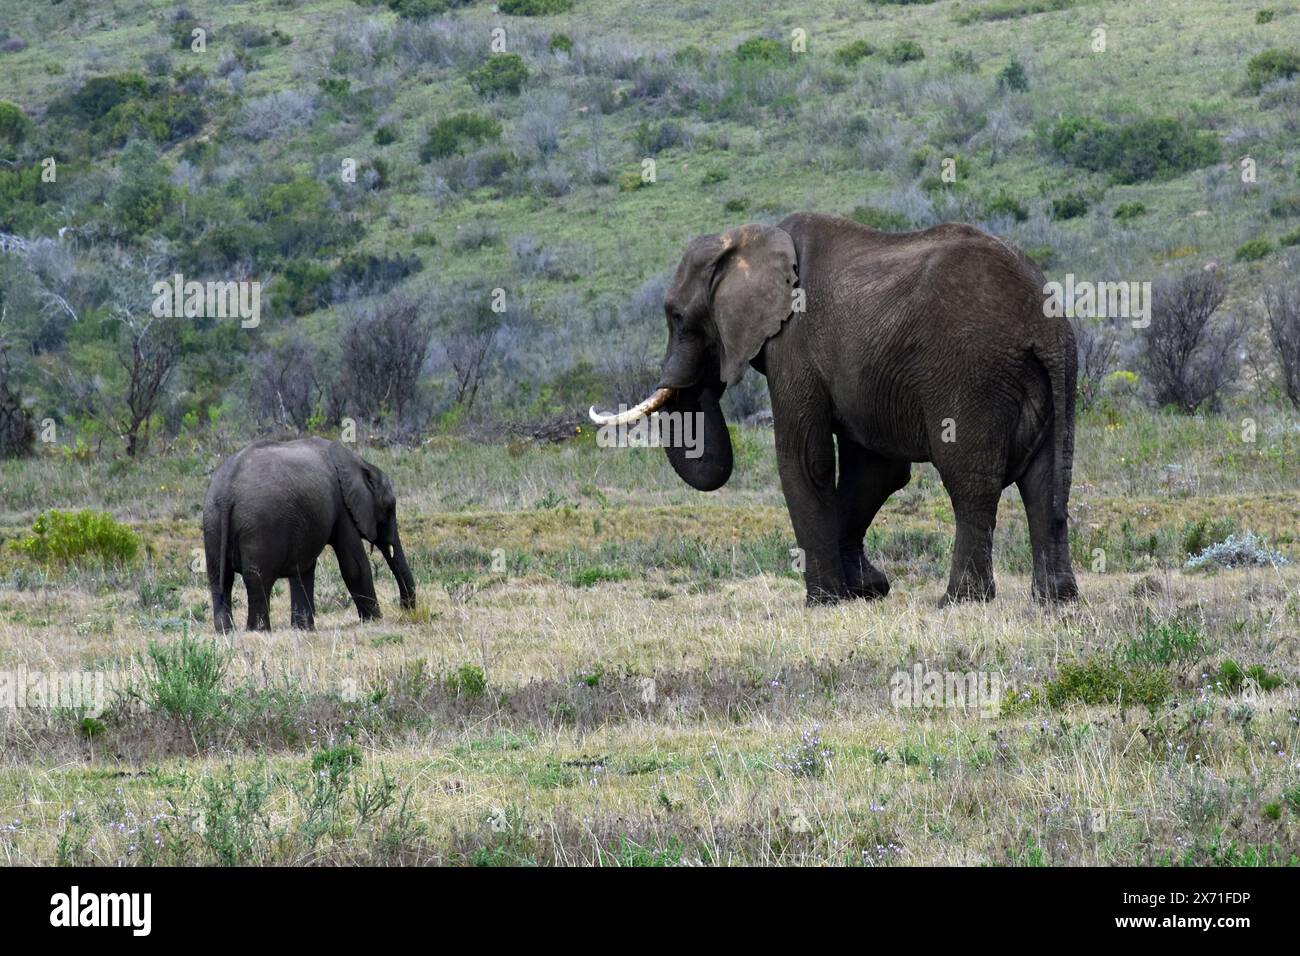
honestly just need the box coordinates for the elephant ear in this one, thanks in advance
[329,442,380,542]
[711,224,798,386]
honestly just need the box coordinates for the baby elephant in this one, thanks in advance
[202,437,416,632]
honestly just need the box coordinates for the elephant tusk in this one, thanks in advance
[588,387,675,426]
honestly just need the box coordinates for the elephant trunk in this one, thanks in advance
[384,532,417,610]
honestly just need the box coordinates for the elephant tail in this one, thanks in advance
[1031,327,1078,537]
[202,495,233,604]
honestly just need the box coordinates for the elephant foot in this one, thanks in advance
[841,547,891,601]
[939,578,996,608]
[804,581,852,607]
[1032,572,1078,604]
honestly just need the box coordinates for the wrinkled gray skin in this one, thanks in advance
[642,212,1078,606]
[202,437,416,631]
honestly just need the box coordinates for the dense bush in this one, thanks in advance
[468,54,530,97]
[1245,48,1300,93]
[46,72,205,150]
[421,112,503,161]
[1234,238,1274,261]
[1113,201,1147,222]
[0,100,34,151]
[735,38,791,63]
[834,40,874,67]
[998,58,1029,91]
[1048,115,1219,183]
[884,40,926,65]
[955,0,1074,24]
[499,0,574,13]
[1050,192,1090,220]
[13,509,140,567]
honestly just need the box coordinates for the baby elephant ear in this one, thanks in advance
[712,224,798,386]
[330,442,379,542]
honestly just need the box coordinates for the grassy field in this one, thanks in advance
[2,0,1300,867]
[2,410,1299,865]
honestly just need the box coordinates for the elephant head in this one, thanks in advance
[590,223,798,490]
[330,444,417,610]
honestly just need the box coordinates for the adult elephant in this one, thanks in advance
[202,437,416,631]
[590,213,1079,606]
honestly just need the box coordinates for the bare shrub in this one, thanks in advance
[516,89,569,160]
[1263,281,1300,409]
[1140,269,1242,413]
[1071,315,1123,410]
[250,336,321,432]
[334,293,434,433]
[235,91,318,142]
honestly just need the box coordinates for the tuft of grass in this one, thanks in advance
[1043,657,1173,713]
[143,631,230,730]
[13,509,139,567]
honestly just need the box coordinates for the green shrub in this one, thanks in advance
[0,100,33,148]
[1123,616,1206,666]
[997,58,1029,92]
[468,54,530,96]
[1048,115,1219,184]
[850,205,910,230]
[1257,10,1275,24]
[447,663,488,698]
[549,33,574,54]
[311,744,363,781]
[834,40,875,66]
[1113,201,1147,222]
[14,509,140,566]
[955,0,1074,24]
[382,0,469,17]
[985,192,1028,221]
[1281,225,1300,247]
[1044,657,1172,713]
[499,0,573,13]
[145,633,231,729]
[1269,194,1300,218]
[1027,246,1055,268]
[884,39,925,65]
[1050,192,1090,220]
[1212,659,1284,693]
[735,37,790,63]
[1245,48,1300,93]
[420,112,502,161]
[1235,238,1274,262]
[373,124,398,145]
[950,49,978,73]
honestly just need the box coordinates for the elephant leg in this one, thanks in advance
[1016,440,1078,603]
[211,563,235,634]
[941,486,1001,606]
[773,410,849,605]
[334,525,381,622]
[288,561,317,630]
[836,438,911,600]
[244,569,272,631]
